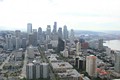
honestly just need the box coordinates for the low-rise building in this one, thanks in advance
[58,69,81,80]
[51,62,73,73]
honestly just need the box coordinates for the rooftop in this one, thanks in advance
[58,69,80,78]
[51,62,73,69]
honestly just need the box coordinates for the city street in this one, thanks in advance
[0,52,13,70]
[20,50,27,78]
[38,47,56,80]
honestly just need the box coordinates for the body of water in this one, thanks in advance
[103,40,120,51]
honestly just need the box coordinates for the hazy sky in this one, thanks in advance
[0,0,120,31]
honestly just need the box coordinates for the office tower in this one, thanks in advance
[27,45,34,59]
[32,29,37,46]
[38,27,43,44]
[58,27,62,39]
[98,39,103,50]
[46,25,51,35]
[115,51,120,73]
[5,34,13,50]
[11,36,16,49]
[46,25,51,42]
[16,37,21,50]
[57,38,65,53]
[15,30,21,38]
[70,29,75,41]
[42,31,46,42]
[28,33,33,45]
[41,63,49,78]
[52,22,57,33]
[21,38,26,49]
[78,57,86,70]
[26,63,35,79]
[76,42,81,55]
[63,25,68,40]
[27,23,32,34]
[86,55,97,76]
[75,56,79,67]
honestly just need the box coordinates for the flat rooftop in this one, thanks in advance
[51,62,73,69]
[58,69,80,78]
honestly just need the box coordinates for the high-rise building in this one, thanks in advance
[28,33,33,46]
[98,39,103,50]
[70,29,75,41]
[32,29,37,46]
[27,23,32,34]
[86,55,97,76]
[52,22,57,33]
[15,30,21,38]
[21,38,26,49]
[34,62,41,79]
[58,27,62,39]
[5,34,13,50]
[46,25,51,35]
[57,38,65,53]
[26,63,35,79]
[16,37,21,50]
[115,51,120,73]
[76,42,81,55]
[41,63,49,78]
[11,36,16,49]
[63,25,68,40]
[26,62,49,79]
[78,57,86,70]
[38,27,43,44]
[46,25,51,42]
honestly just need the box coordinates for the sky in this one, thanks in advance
[0,0,120,31]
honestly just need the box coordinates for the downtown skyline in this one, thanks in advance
[0,0,120,31]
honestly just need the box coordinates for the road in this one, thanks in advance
[20,50,27,78]
[0,52,13,69]
[38,47,56,80]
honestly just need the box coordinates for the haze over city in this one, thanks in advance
[0,0,120,31]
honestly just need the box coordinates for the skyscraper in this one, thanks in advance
[27,23,32,34]
[86,55,97,76]
[32,29,37,46]
[52,22,57,33]
[58,27,62,39]
[16,37,21,50]
[70,29,75,41]
[115,51,120,73]
[38,27,43,44]
[76,42,81,55]
[28,33,33,46]
[5,34,13,50]
[63,25,68,40]
[26,63,35,79]
[57,38,65,53]
[46,25,51,35]
[21,38,26,49]
[41,63,49,78]
[15,30,21,38]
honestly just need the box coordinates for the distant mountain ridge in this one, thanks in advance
[74,30,104,35]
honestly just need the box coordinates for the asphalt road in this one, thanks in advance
[0,52,13,69]
[20,50,27,78]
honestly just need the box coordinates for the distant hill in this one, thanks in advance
[74,30,104,35]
